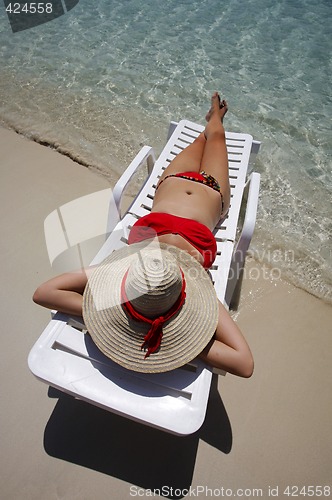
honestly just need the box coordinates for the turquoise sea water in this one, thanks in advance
[1,0,331,302]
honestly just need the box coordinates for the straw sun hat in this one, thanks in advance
[83,241,218,373]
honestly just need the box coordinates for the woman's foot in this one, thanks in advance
[205,92,228,122]
[204,92,228,140]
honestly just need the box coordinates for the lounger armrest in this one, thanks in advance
[249,140,261,170]
[224,172,260,309]
[236,172,261,255]
[167,121,179,141]
[112,146,156,212]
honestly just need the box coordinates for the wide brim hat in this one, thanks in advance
[83,240,218,373]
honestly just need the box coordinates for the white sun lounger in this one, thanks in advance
[28,119,260,435]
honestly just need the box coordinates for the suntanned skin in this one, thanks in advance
[33,92,254,378]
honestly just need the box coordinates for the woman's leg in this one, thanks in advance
[158,92,229,190]
[201,93,230,215]
[158,132,206,182]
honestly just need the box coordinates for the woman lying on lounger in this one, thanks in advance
[33,92,254,378]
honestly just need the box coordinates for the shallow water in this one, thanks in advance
[1,0,331,302]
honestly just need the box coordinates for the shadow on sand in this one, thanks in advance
[43,375,232,499]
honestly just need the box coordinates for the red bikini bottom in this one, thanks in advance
[128,212,217,269]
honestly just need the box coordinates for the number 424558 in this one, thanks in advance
[5,3,53,14]
[283,485,331,497]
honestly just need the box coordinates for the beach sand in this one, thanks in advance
[1,127,331,499]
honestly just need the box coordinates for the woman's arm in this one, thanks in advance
[34,272,253,377]
[32,269,90,316]
[199,300,254,378]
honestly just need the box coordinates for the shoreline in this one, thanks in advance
[0,120,121,183]
[1,126,332,498]
[2,122,330,305]
[2,125,329,303]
